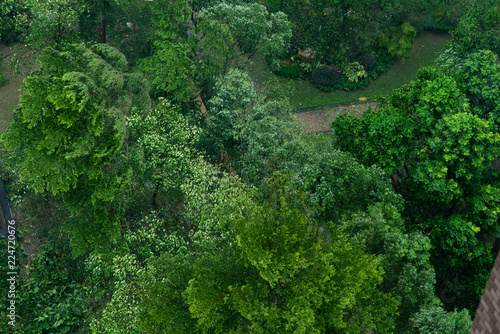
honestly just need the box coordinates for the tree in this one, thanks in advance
[186,172,398,333]
[409,304,472,334]
[135,0,194,100]
[26,0,85,49]
[195,12,237,85]
[203,2,267,54]
[205,68,258,150]
[0,0,28,44]
[342,203,438,332]
[132,170,399,333]
[449,0,500,56]
[332,62,500,312]
[136,159,247,334]
[1,43,150,255]
[127,98,201,208]
[203,2,292,65]
[377,21,416,61]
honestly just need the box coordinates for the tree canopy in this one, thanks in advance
[332,53,500,311]
[2,1,497,333]
[1,43,150,254]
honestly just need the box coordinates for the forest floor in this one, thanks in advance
[0,43,35,134]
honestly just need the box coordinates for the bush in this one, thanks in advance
[311,65,340,86]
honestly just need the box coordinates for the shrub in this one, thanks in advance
[311,65,340,86]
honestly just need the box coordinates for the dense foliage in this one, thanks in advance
[1,43,150,255]
[332,52,500,313]
[4,1,500,333]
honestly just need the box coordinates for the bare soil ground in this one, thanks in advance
[0,43,34,134]
[294,101,379,133]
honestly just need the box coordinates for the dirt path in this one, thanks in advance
[294,101,379,133]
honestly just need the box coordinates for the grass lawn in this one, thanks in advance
[246,31,451,111]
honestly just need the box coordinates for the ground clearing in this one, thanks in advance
[0,44,34,134]
[247,31,451,111]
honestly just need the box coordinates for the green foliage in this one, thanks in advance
[26,0,85,49]
[203,2,291,70]
[0,59,7,87]
[137,251,197,334]
[342,203,436,332]
[343,61,368,82]
[0,0,29,44]
[195,13,237,82]
[137,41,194,101]
[238,110,304,184]
[259,11,293,70]
[332,61,500,312]
[125,164,400,333]
[409,304,472,334]
[358,52,376,70]
[298,147,402,224]
[205,68,258,148]
[136,161,246,333]
[18,237,102,333]
[128,98,201,205]
[275,63,303,79]
[0,233,23,334]
[450,0,500,56]
[3,43,149,195]
[457,49,500,118]
[136,0,194,100]
[1,43,150,255]
[435,47,466,72]
[378,21,417,61]
[90,253,146,334]
[204,3,267,54]
[279,0,437,67]
[186,172,398,333]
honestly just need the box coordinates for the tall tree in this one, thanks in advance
[136,0,195,101]
[0,0,28,44]
[203,2,292,65]
[137,172,398,333]
[26,0,85,49]
[1,43,150,255]
[449,0,500,56]
[332,60,500,312]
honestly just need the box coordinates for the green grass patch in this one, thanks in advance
[246,32,451,111]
